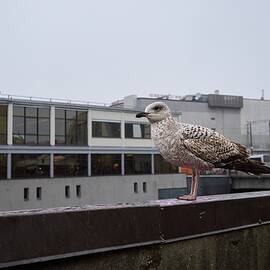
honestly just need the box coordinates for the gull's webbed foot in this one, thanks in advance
[177,194,197,201]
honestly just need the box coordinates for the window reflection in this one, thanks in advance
[124,154,151,175]
[54,154,88,177]
[125,123,151,139]
[0,154,7,179]
[0,106,7,144]
[92,121,121,138]
[12,154,50,178]
[13,106,50,145]
[154,154,179,174]
[55,109,87,145]
[91,154,121,176]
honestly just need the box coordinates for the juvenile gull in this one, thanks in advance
[136,102,270,201]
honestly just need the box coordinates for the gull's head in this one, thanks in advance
[136,102,171,123]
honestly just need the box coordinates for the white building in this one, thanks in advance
[0,94,186,211]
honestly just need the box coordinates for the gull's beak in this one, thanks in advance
[136,112,149,118]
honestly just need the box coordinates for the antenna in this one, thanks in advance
[261,89,264,100]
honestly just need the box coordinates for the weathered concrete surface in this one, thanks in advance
[2,192,270,269]
[9,224,270,270]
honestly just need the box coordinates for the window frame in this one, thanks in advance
[11,154,50,179]
[13,106,50,145]
[0,105,8,145]
[55,109,88,145]
[124,122,151,139]
[91,153,122,176]
[92,120,121,138]
[124,154,152,175]
[154,154,179,174]
[53,154,88,177]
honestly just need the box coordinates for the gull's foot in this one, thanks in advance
[177,194,197,201]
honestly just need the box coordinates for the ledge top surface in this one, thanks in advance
[1,191,270,217]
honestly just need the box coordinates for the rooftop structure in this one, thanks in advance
[112,93,270,152]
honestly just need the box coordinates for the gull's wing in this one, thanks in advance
[179,123,249,165]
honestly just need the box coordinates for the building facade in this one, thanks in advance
[0,95,186,211]
[112,93,270,154]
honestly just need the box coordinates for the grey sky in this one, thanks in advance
[0,0,270,103]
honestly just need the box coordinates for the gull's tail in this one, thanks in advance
[223,158,270,175]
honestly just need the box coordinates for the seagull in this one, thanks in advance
[136,101,270,201]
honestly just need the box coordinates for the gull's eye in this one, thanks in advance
[153,106,162,111]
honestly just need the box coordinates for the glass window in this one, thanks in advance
[55,119,65,136]
[0,154,7,179]
[12,154,50,179]
[125,123,151,139]
[0,105,7,144]
[55,135,65,145]
[55,109,87,145]
[13,106,24,116]
[92,121,121,138]
[39,108,50,117]
[26,117,37,134]
[25,135,38,144]
[38,135,50,145]
[38,118,50,134]
[66,119,76,143]
[54,154,88,177]
[26,107,37,117]
[0,106,7,116]
[66,110,76,119]
[13,106,50,145]
[154,154,179,174]
[0,134,6,145]
[0,116,7,132]
[91,154,121,176]
[13,134,25,144]
[124,154,151,175]
[13,116,24,134]
[55,109,65,118]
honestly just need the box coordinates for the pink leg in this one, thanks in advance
[177,169,199,201]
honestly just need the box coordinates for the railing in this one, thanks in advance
[0,92,110,107]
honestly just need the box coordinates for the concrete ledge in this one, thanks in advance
[1,191,270,268]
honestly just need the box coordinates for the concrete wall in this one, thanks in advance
[0,174,187,211]
[232,175,270,191]
[19,225,270,270]
[241,99,270,151]
[2,192,270,270]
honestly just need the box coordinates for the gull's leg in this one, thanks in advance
[177,169,199,201]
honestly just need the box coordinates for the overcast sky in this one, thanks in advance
[0,0,270,103]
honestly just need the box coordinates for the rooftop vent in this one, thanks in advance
[208,94,243,108]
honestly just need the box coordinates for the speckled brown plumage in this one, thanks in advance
[136,101,270,200]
